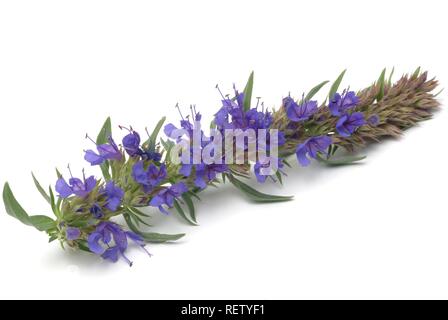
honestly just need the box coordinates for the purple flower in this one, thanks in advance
[101,181,124,211]
[284,96,318,122]
[84,136,122,166]
[245,108,273,130]
[367,114,380,126]
[149,182,188,214]
[90,203,103,219]
[165,105,204,141]
[336,112,365,137]
[122,130,141,157]
[296,136,332,167]
[194,164,229,189]
[329,90,360,116]
[132,161,167,192]
[87,221,149,266]
[254,157,284,183]
[214,106,231,128]
[214,86,256,130]
[66,227,81,241]
[215,91,246,129]
[141,151,162,162]
[55,172,97,198]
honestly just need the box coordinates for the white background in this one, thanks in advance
[0,0,447,299]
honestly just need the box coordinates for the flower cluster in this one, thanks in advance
[2,69,439,266]
[283,89,378,167]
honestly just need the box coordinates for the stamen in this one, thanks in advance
[141,245,153,258]
[121,252,133,267]
[215,84,226,100]
[232,83,239,97]
[256,97,261,109]
[67,164,73,178]
[118,125,132,133]
[85,134,97,145]
[175,103,184,120]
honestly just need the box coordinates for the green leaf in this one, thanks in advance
[376,68,386,101]
[127,206,150,218]
[160,138,175,162]
[31,172,50,204]
[96,117,112,181]
[123,213,185,243]
[173,199,198,226]
[100,164,111,181]
[317,153,366,166]
[48,186,60,219]
[387,67,395,86]
[243,71,254,111]
[144,116,166,152]
[97,118,112,176]
[3,183,56,232]
[275,171,283,185]
[56,168,62,179]
[434,88,444,98]
[282,159,292,168]
[188,191,201,201]
[29,215,57,232]
[77,240,91,253]
[96,117,112,144]
[3,182,32,226]
[181,193,197,224]
[412,66,421,79]
[226,174,293,203]
[305,80,329,101]
[127,210,152,228]
[329,69,346,100]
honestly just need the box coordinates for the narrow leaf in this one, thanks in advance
[100,164,111,181]
[173,200,197,226]
[29,215,56,232]
[181,193,197,224]
[317,154,366,166]
[387,67,395,86]
[3,183,32,226]
[144,116,166,152]
[123,214,185,243]
[127,206,151,218]
[97,117,112,181]
[77,240,91,253]
[56,168,62,179]
[96,117,112,144]
[275,171,283,185]
[328,69,347,100]
[48,186,59,218]
[305,80,329,101]
[243,71,254,111]
[31,172,50,204]
[226,174,293,203]
[376,68,386,101]
[412,66,421,79]
[127,210,152,227]
[3,183,56,232]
